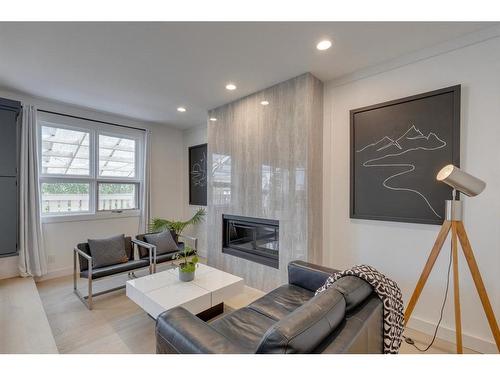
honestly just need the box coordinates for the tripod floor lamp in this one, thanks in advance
[404,165,500,353]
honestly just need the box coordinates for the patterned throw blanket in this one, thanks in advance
[316,265,404,354]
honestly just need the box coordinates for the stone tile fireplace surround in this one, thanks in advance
[207,73,323,292]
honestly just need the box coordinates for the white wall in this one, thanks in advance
[182,125,208,257]
[323,36,500,353]
[0,89,185,279]
[0,256,18,279]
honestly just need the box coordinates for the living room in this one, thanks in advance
[1,1,499,372]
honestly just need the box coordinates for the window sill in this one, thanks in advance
[41,210,141,224]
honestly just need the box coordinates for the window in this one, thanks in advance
[97,183,138,211]
[41,182,90,214]
[38,113,144,219]
[99,135,136,178]
[41,126,90,175]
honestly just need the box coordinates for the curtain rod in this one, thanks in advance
[37,109,147,132]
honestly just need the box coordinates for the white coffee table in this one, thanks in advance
[126,263,244,320]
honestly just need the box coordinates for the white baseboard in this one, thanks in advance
[35,266,73,282]
[0,255,20,280]
[0,270,19,280]
[407,316,497,354]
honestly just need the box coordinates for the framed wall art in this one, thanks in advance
[350,85,460,225]
[188,143,207,206]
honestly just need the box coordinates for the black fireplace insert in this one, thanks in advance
[222,214,279,269]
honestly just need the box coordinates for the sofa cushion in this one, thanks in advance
[144,231,179,255]
[88,234,128,268]
[330,276,373,312]
[152,251,179,263]
[256,287,346,353]
[77,237,133,272]
[139,243,185,261]
[210,307,276,351]
[156,307,250,354]
[136,230,179,258]
[288,261,338,292]
[80,259,150,279]
[248,285,314,321]
[314,295,383,353]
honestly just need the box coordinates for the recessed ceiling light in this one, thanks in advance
[260,100,269,106]
[225,83,237,90]
[316,40,332,51]
[177,107,186,112]
[209,117,217,122]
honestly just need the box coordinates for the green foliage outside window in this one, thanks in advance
[98,183,134,194]
[42,183,89,194]
[42,183,134,194]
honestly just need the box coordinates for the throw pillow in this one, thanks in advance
[144,230,179,255]
[88,234,128,268]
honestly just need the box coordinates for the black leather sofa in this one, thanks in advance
[155,261,383,354]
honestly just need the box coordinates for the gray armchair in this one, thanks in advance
[73,232,199,309]
[73,236,154,309]
[135,230,198,273]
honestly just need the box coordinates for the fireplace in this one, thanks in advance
[222,214,279,269]
[208,73,323,291]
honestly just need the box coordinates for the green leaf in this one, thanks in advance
[149,208,206,235]
[179,262,196,273]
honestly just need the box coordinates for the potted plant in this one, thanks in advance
[175,246,198,282]
[149,208,206,241]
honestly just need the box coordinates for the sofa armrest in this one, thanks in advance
[132,238,156,263]
[73,246,93,275]
[177,234,198,250]
[156,307,246,354]
[288,260,338,292]
[73,246,92,261]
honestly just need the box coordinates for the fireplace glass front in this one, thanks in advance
[222,214,279,269]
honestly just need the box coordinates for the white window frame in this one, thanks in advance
[37,112,145,223]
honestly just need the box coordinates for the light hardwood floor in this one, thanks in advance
[36,270,264,354]
[35,272,478,354]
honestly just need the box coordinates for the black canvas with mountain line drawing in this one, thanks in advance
[350,86,460,225]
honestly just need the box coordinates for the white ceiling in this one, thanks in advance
[0,22,496,129]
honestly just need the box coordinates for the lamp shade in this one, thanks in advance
[436,165,486,197]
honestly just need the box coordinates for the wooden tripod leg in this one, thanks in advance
[456,221,500,352]
[451,222,463,353]
[404,220,452,325]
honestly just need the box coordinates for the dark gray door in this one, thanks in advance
[0,109,18,177]
[0,177,18,256]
